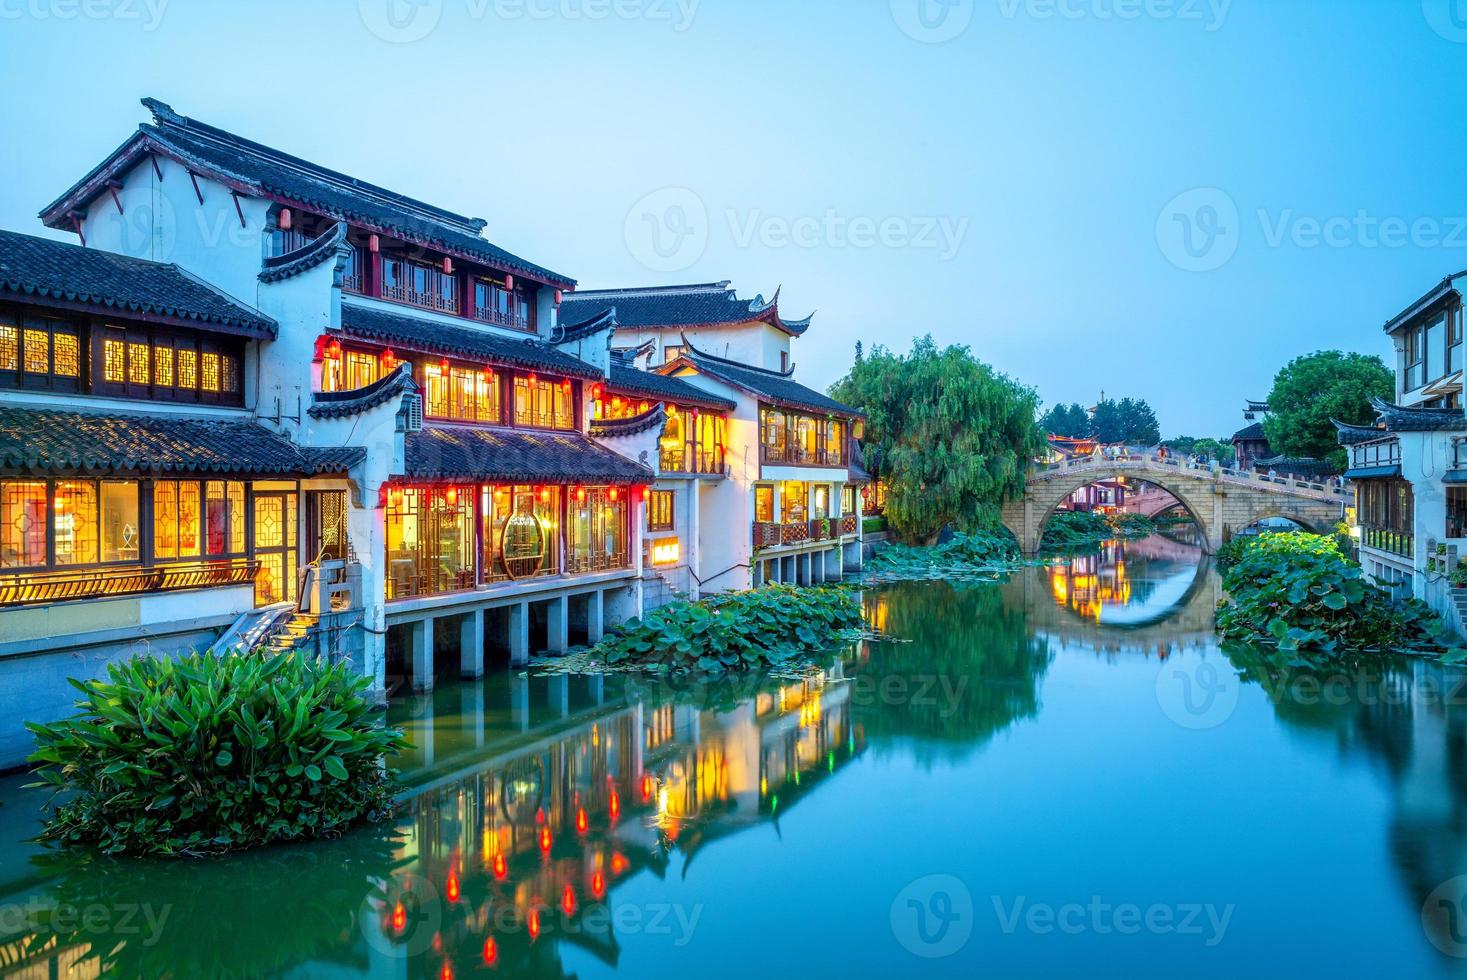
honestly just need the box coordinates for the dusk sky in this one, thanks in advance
[2,0,1465,438]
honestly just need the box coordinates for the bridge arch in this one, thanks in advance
[1001,454,1347,555]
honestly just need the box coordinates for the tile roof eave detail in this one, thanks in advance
[260,220,348,284]
[590,405,666,439]
[404,426,653,484]
[675,337,864,419]
[1332,418,1388,446]
[1370,396,1467,432]
[308,363,418,419]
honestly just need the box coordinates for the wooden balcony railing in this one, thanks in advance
[760,446,848,467]
[659,448,725,476]
[839,513,859,536]
[1363,526,1414,559]
[566,552,630,575]
[471,306,532,331]
[754,520,855,549]
[381,281,459,315]
[0,558,260,608]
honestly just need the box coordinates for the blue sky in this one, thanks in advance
[1,0,1464,438]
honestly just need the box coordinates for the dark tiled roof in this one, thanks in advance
[309,364,418,419]
[404,426,651,484]
[560,281,812,336]
[338,303,600,379]
[1251,455,1340,479]
[553,306,618,344]
[678,343,862,418]
[0,405,361,476]
[42,99,573,288]
[259,221,347,284]
[590,405,666,439]
[1231,422,1266,442]
[607,364,736,412]
[1370,396,1467,432]
[0,229,276,338]
[1333,419,1387,446]
[1383,269,1467,334]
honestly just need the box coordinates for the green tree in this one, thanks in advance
[830,336,1045,542]
[1263,350,1392,469]
[1089,399,1124,442]
[1116,397,1161,444]
[1191,437,1235,465]
[1041,402,1090,437]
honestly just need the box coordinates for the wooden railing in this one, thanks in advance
[471,305,532,331]
[566,552,630,575]
[1363,526,1414,559]
[0,558,260,608]
[382,280,459,314]
[754,519,856,549]
[839,513,859,536]
[760,445,848,468]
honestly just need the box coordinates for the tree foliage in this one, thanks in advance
[1088,397,1161,444]
[830,336,1045,542]
[1040,402,1090,438]
[1262,350,1392,469]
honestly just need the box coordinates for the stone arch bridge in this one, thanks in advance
[1001,453,1349,554]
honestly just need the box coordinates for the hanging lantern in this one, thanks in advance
[666,404,677,417]
[381,349,397,369]
[528,372,538,385]
[562,378,572,390]
[609,487,619,502]
[368,233,380,253]
[576,487,586,503]
[442,256,453,275]
[438,359,450,374]
[389,487,404,508]
[539,487,551,503]
[504,274,515,291]
[554,289,563,305]
[445,487,459,507]
[327,339,343,359]
[592,383,604,399]
[278,207,292,231]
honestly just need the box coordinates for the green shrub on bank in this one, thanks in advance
[1040,510,1156,552]
[595,585,864,673]
[867,529,1023,581]
[862,515,888,534]
[1214,536,1252,570]
[27,652,406,857]
[1215,531,1444,656]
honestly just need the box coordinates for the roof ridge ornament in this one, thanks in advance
[141,97,184,127]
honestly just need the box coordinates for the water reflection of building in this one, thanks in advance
[375,671,864,978]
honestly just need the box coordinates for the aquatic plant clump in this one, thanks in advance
[1039,510,1156,552]
[27,652,407,857]
[593,584,866,673]
[866,529,1028,582]
[1215,531,1445,657]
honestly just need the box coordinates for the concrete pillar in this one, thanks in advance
[546,596,569,655]
[460,609,484,679]
[508,601,529,666]
[410,617,435,692]
[587,590,606,643]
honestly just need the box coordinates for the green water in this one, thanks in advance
[4,535,1467,977]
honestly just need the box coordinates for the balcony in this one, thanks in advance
[760,445,847,468]
[752,518,853,550]
[659,447,725,476]
[0,557,260,608]
[381,279,459,315]
[471,305,532,331]
[1362,526,1413,559]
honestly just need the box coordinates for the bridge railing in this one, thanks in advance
[1034,453,1348,500]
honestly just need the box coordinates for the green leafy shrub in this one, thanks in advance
[1040,510,1157,552]
[1215,531,1444,656]
[1451,563,1467,589]
[862,515,888,534]
[28,652,407,857]
[595,585,864,672]
[1214,536,1254,570]
[867,529,1024,581]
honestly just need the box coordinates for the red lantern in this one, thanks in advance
[442,256,453,275]
[562,378,572,390]
[445,487,459,507]
[446,870,460,903]
[327,340,342,359]
[576,808,588,834]
[368,233,380,253]
[539,487,551,503]
[492,854,508,879]
[528,372,538,385]
[554,289,563,305]
[439,359,450,374]
[609,487,619,502]
[576,488,586,503]
[381,349,397,369]
[539,827,552,852]
[278,207,292,231]
[483,937,498,965]
[504,274,515,291]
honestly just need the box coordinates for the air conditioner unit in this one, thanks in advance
[397,393,424,433]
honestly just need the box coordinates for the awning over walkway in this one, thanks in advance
[0,405,362,477]
[1442,470,1467,484]
[404,426,653,484]
[1343,465,1402,480]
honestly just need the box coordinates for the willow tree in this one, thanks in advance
[830,336,1045,542]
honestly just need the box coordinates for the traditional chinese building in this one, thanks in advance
[1339,268,1467,628]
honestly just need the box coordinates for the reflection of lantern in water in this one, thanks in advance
[539,826,553,852]
[439,962,453,980]
[576,808,588,833]
[609,791,620,819]
[528,908,542,940]
[641,773,654,802]
[611,853,628,874]
[562,884,576,916]
[493,854,508,879]
[391,902,407,933]
[592,870,606,898]
[483,937,498,965]
[446,871,460,902]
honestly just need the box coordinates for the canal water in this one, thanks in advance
[3,533,1467,977]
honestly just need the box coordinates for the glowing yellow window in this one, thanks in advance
[201,352,220,392]
[103,338,125,382]
[24,329,48,374]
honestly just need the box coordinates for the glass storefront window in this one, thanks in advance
[100,481,140,563]
[485,485,560,582]
[1,481,47,568]
[567,487,627,574]
[782,482,809,523]
[53,481,98,565]
[755,486,775,523]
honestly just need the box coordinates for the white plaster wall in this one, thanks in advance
[615,323,791,372]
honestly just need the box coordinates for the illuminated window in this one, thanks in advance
[221,355,239,393]
[153,481,203,560]
[205,481,247,556]
[52,331,79,378]
[201,352,220,393]
[755,485,775,523]
[567,487,627,573]
[153,345,174,387]
[104,338,126,382]
[841,485,857,515]
[53,481,99,565]
[0,481,47,568]
[0,318,16,371]
[177,349,197,389]
[782,482,809,523]
[513,375,574,430]
[127,341,150,385]
[344,351,378,391]
[24,329,48,374]
[647,489,675,531]
[100,481,140,563]
[425,362,450,418]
